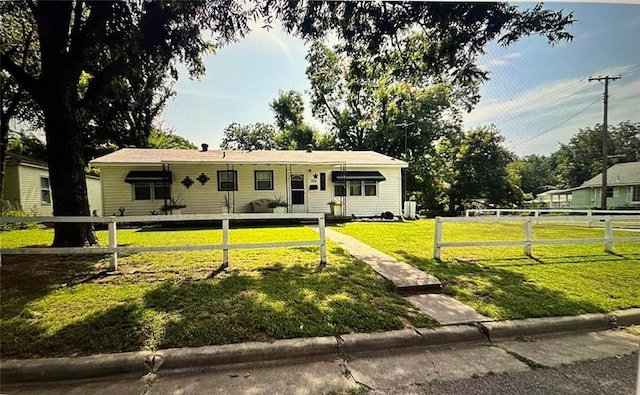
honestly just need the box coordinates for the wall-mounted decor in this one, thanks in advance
[181,176,194,189]
[197,172,210,185]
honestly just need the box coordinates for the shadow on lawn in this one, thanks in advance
[396,251,604,320]
[0,255,106,317]
[143,262,409,349]
[1,259,434,359]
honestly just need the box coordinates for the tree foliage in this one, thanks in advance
[436,127,522,213]
[1,1,575,244]
[147,127,196,150]
[552,121,640,188]
[221,123,278,151]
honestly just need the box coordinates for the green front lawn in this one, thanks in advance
[335,220,640,320]
[1,226,434,359]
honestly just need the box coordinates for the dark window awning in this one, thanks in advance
[331,171,386,182]
[124,171,172,184]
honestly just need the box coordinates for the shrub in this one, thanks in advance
[0,208,39,231]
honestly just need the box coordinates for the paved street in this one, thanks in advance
[372,354,638,395]
[3,329,638,395]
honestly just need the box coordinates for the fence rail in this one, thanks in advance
[433,215,640,260]
[1,213,327,270]
[465,208,639,218]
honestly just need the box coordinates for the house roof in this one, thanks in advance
[5,151,48,168]
[90,148,408,167]
[579,161,640,188]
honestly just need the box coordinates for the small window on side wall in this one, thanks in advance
[218,170,238,191]
[254,170,273,190]
[40,177,51,204]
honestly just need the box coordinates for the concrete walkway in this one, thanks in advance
[322,228,492,325]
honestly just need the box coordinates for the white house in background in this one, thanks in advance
[90,147,408,217]
[534,189,572,208]
[2,152,102,216]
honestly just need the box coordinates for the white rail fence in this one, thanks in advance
[1,213,327,271]
[465,208,639,218]
[434,215,640,260]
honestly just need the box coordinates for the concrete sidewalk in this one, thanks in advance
[322,227,492,325]
[3,327,638,394]
[323,228,442,294]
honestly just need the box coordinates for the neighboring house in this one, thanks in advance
[2,152,102,216]
[570,161,640,209]
[534,189,572,209]
[90,147,408,217]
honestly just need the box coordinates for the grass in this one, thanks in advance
[0,226,435,359]
[334,220,640,320]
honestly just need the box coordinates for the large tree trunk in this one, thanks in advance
[41,96,99,247]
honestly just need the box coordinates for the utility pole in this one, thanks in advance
[395,122,414,203]
[588,75,620,210]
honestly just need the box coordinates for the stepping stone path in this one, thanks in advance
[322,228,492,326]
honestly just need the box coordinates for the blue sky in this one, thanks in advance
[160,2,640,157]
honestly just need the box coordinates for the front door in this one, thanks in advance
[290,174,306,213]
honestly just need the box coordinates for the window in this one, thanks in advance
[364,181,377,196]
[254,170,273,190]
[133,182,169,201]
[320,173,326,191]
[606,187,618,198]
[218,170,237,191]
[349,181,362,196]
[334,184,346,197]
[40,177,51,204]
[633,186,640,202]
[134,183,152,200]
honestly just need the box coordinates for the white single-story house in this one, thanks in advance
[90,147,408,217]
[2,152,102,216]
[534,189,572,209]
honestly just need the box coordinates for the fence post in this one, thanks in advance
[108,218,118,271]
[496,210,501,220]
[524,217,533,257]
[318,214,327,266]
[222,217,229,268]
[587,209,593,228]
[534,210,540,225]
[434,217,443,260]
[604,217,613,253]
[465,210,470,218]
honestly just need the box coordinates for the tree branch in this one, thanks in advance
[80,57,129,106]
[0,53,39,99]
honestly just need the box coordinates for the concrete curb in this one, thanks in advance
[479,313,611,340]
[608,308,640,328]
[2,311,639,384]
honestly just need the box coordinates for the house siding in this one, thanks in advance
[17,165,53,216]
[3,164,21,208]
[100,164,403,217]
[572,186,639,209]
[87,177,102,216]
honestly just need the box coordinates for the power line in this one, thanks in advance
[508,94,602,149]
